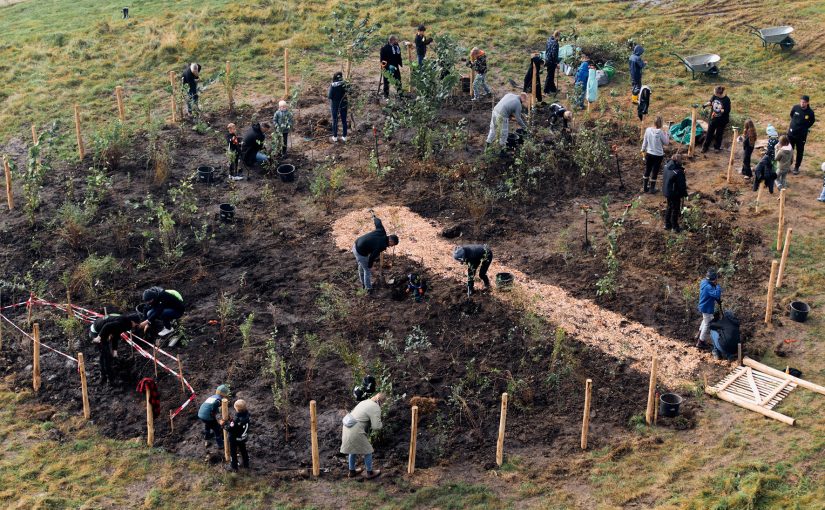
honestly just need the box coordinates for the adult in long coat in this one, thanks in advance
[341,393,385,479]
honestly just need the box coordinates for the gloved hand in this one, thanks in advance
[92,336,101,344]
[112,350,118,359]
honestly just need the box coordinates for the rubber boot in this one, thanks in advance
[649,179,657,194]
[642,177,649,193]
[818,185,825,202]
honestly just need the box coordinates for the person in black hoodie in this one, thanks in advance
[241,122,272,167]
[662,154,688,232]
[788,95,816,174]
[379,36,403,99]
[226,123,243,180]
[414,25,433,67]
[543,30,560,95]
[224,399,251,471]
[352,211,399,292]
[328,72,348,142]
[139,287,185,337]
[701,86,731,153]
[90,313,141,385]
[181,63,201,115]
[523,53,544,103]
[453,245,493,296]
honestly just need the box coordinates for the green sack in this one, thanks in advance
[669,117,704,145]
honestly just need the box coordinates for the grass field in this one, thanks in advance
[1,1,825,509]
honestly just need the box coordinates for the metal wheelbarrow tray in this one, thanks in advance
[672,53,721,79]
[747,25,795,50]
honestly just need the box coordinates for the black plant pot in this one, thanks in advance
[496,272,514,290]
[219,203,235,221]
[659,393,683,418]
[197,166,215,183]
[277,164,295,182]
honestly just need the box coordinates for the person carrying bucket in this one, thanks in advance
[139,286,185,342]
[453,245,493,297]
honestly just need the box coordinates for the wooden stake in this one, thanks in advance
[496,392,508,466]
[737,343,742,366]
[152,344,158,378]
[73,104,85,160]
[310,400,320,476]
[78,352,90,419]
[284,48,289,99]
[639,116,645,141]
[146,388,154,447]
[26,294,32,328]
[653,391,659,425]
[531,61,538,111]
[407,405,419,474]
[32,323,41,392]
[2,156,13,211]
[31,125,38,144]
[705,384,795,425]
[688,107,697,157]
[168,70,178,124]
[115,86,125,122]
[726,127,738,183]
[776,228,793,288]
[581,378,592,449]
[764,259,779,324]
[755,184,764,213]
[776,189,786,251]
[177,357,186,396]
[221,398,230,462]
[470,69,475,98]
[744,357,825,396]
[169,410,175,433]
[645,356,658,425]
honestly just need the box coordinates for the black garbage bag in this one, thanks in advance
[710,310,741,356]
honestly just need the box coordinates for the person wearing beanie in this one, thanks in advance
[467,47,491,100]
[414,25,433,67]
[198,385,230,449]
[701,86,731,153]
[775,135,794,190]
[640,115,670,193]
[380,35,403,99]
[662,154,688,232]
[543,30,561,95]
[90,313,141,386]
[181,63,201,115]
[353,211,399,293]
[628,45,646,99]
[224,399,251,471]
[453,244,493,296]
[241,122,272,167]
[788,95,815,174]
[341,392,385,479]
[328,72,348,143]
[752,125,779,193]
[696,269,722,350]
[272,100,294,157]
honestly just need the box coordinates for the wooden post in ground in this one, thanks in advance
[221,398,231,462]
[765,260,779,324]
[470,69,475,98]
[177,357,186,396]
[688,106,697,157]
[726,127,738,183]
[531,61,538,111]
[26,294,32,328]
[73,104,84,160]
[776,189,786,251]
[755,184,764,213]
[78,353,90,419]
[283,48,290,99]
[639,116,645,141]
[146,389,154,447]
[310,400,320,476]
[496,392,508,466]
[653,391,659,425]
[31,125,38,144]
[737,343,743,366]
[645,356,658,425]
[32,323,41,392]
[168,70,177,124]
[776,228,793,288]
[2,156,13,211]
[581,379,592,449]
[115,86,125,122]
[407,405,419,474]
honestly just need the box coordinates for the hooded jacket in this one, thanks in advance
[662,160,687,199]
[545,36,560,67]
[198,394,225,421]
[708,94,731,124]
[575,61,590,85]
[789,105,816,139]
[146,290,184,320]
[629,45,645,85]
[775,145,793,173]
[698,278,722,314]
[453,245,492,267]
[328,79,348,107]
[493,93,528,130]
[224,410,251,442]
[96,315,136,342]
[241,123,266,166]
[355,216,391,268]
[380,42,403,69]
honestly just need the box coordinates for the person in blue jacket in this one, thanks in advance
[574,55,590,108]
[696,268,722,349]
[198,384,230,449]
[629,45,646,98]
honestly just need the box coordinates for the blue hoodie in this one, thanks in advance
[629,45,645,85]
[697,278,722,314]
[575,61,590,85]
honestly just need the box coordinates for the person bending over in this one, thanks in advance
[352,211,399,293]
[453,244,493,297]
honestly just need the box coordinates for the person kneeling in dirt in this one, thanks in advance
[353,211,399,293]
[139,287,184,341]
[662,154,688,232]
[241,122,273,168]
[696,268,722,350]
[453,245,493,297]
[486,92,528,150]
[224,399,251,471]
[341,392,385,479]
[181,63,201,115]
[549,102,573,130]
[90,313,141,386]
[198,384,230,449]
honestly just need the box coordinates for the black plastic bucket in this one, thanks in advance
[219,203,235,221]
[789,301,810,323]
[461,77,471,93]
[496,272,514,290]
[277,164,295,182]
[506,132,524,149]
[659,393,683,418]
[197,166,215,183]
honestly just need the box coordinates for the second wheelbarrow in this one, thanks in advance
[672,53,721,79]
[747,25,795,50]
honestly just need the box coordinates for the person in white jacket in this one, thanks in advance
[340,392,385,479]
[641,116,670,193]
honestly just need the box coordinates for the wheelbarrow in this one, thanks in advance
[672,53,721,79]
[747,25,795,50]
